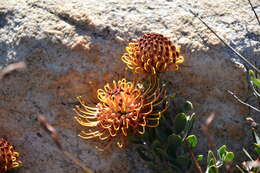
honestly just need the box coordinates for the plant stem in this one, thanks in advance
[228,90,260,112]
[184,140,203,173]
[188,9,260,73]
[248,0,260,26]
[63,151,94,173]
[188,147,203,173]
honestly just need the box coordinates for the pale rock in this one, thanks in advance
[0,0,259,172]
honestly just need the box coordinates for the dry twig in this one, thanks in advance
[37,115,94,173]
[228,90,260,113]
[187,143,203,173]
[201,113,216,151]
[38,115,63,150]
[248,0,260,25]
[187,9,260,73]
[0,62,26,80]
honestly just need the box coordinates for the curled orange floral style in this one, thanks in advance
[74,77,168,149]
[0,138,21,172]
[121,33,184,75]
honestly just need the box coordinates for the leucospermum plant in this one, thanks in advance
[74,77,169,150]
[0,138,22,172]
[120,33,200,172]
[121,33,184,75]
[74,33,184,151]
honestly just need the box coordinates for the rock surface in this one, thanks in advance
[0,0,259,172]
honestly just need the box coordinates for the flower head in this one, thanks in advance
[74,78,168,149]
[121,33,184,75]
[0,138,21,172]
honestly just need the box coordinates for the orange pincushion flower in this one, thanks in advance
[0,138,21,172]
[74,78,168,149]
[121,33,184,75]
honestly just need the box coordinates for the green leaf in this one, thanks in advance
[167,134,182,156]
[185,113,196,137]
[249,70,260,87]
[252,78,260,87]
[186,135,198,148]
[183,101,193,111]
[223,152,234,163]
[217,145,227,160]
[197,155,204,161]
[206,165,219,173]
[254,143,260,156]
[207,150,217,166]
[249,70,255,78]
[168,134,182,146]
[136,146,152,162]
[253,166,260,172]
[175,113,187,134]
[187,113,196,124]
